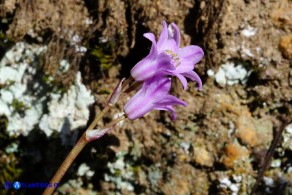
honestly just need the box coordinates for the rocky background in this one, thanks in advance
[0,0,291,194]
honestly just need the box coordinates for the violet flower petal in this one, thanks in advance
[178,46,204,65]
[182,71,203,90]
[155,105,177,120]
[124,77,186,120]
[124,77,170,120]
[170,23,180,47]
[131,32,175,81]
[143,33,158,57]
[156,95,187,107]
[157,21,178,52]
[131,52,173,81]
[157,21,169,50]
[130,21,204,90]
[172,72,188,90]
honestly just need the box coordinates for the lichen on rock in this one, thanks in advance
[0,42,94,138]
[39,72,94,137]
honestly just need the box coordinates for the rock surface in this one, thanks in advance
[0,0,291,194]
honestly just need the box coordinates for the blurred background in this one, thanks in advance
[0,0,291,194]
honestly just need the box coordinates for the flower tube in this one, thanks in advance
[124,76,187,120]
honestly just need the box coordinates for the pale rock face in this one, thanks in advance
[0,42,94,138]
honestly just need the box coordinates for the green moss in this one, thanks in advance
[114,169,122,177]
[130,165,141,177]
[0,80,15,90]
[0,32,6,39]
[0,153,23,187]
[0,116,9,147]
[41,74,68,94]
[91,46,113,71]
[96,88,111,95]
[11,99,29,115]
[0,32,14,48]
[91,40,115,73]
[42,74,54,85]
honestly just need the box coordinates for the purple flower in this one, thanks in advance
[131,21,204,90]
[124,76,187,120]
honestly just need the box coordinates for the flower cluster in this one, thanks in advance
[124,21,204,120]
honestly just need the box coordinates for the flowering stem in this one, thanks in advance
[44,78,131,195]
[87,105,110,130]
[43,132,88,195]
[43,108,125,195]
[105,114,126,129]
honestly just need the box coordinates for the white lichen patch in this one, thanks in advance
[241,25,257,37]
[59,59,70,73]
[104,152,135,192]
[77,163,95,178]
[5,142,18,154]
[215,62,251,86]
[180,142,191,154]
[84,18,93,25]
[0,42,47,136]
[207,69,215,77]
[219,175,242,195]
[282,123,292,151]
[263,176,275,194]
[241,45,254,58]
[0,42,94,137]
[39,72,94,136]
[70,34,87,54]
[271,159,281,168]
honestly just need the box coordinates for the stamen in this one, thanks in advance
[175,62,181,67]
[164,50,181,67]
[165,50,172,54]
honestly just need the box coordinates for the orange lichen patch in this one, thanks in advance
[279,34,292,59]
[216,94,242,116]
[236,114,273,148]
[270,1,292,31]
[161,164,209,195]
[214,93,273,148]
[236,127,257,146]
[235,114,258,147]
[193,147,214,167]
[222,142,251,173]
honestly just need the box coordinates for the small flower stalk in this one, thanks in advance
[44,21,204,195]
